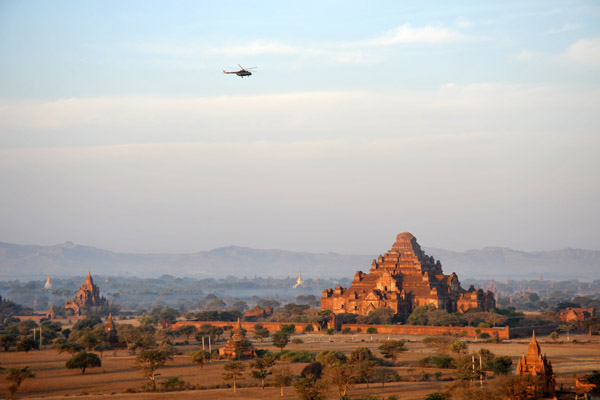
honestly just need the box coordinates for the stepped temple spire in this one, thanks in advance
[516,331,555,398]
[65,270,107,315]
[321,232,495,320]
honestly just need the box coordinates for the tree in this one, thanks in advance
[66,351,101,374]
[93,343,113,358]
[189,349,210,369]
[254,324,270,342]
[176,325,197,340]
[250,354,276,388]
[350,347,374,364]
[355,360,377,388]
[54,338,84,355]
[378,340,407,364]
[5,366,35,400]
[487,356,512,375]
[316,350,347,367]
[16,337,38,353]
[549,331,560,343]
[272,330,290,350]
[367,307,395,324]
[280,324,296,335]
[328,363,355,398]
[72,315,102,331]
[0,333,18,351]
[293,376,329,400]
[373,367,394,389]
[423,336,452,355]
[271,367,292,397]
[234,338,253,359]
[134,350,171,391]
[449,341,468,355]
[222,361,246,393]
[583,316,600,336]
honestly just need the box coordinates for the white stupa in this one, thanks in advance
[293,272,304,288]
[44,276,52,289]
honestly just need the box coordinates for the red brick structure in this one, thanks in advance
[559,307,594,328]
[244,305,273,319]
[65,270,107,315]
[218,318,255,359]
[105,313,118,344]
[45,305,56,320]
[516,331,555,398]
[321,233,495,320]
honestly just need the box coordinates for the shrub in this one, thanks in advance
[478,332,491,339]
[278,350,314,363]
[342,327,352,334]
[366,327,378,334]
[292,338,304,344]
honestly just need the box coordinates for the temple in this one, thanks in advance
[65,270,108,315]
[218,318,255,359]
[515,331,556,398]
[321,233,495,320]
[105,313,119,344]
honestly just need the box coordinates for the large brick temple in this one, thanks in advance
[321,232,495,320]
[65,270,108,315]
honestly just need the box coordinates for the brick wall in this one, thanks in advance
[172,320,509,339]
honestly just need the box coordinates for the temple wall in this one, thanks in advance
[173,320,510,339]
[341,324,510,339]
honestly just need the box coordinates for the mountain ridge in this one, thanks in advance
[0,241,598,281]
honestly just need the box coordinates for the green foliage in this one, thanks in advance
[424,392,448,400]
[272,366,294,396]
[190,349,210,369]
[66,351,101,374]
[293,376,329,400]
[222,361,246,393]
[301,362,324,380]
[350,347,375,363]
[326,328,335,336]
[280,324,296,335]
[194,310,243,322]
[366,327,378,334]
[194,324,224,342]
[378,340,407,363]
[278,350,314,362]
[478,332,491,339]
[418,355,455,369]
[406,305,435,325]
[250,354,276,388]
[449,341,468,354]
[316,350,347,366]
[72,315,102,331]
[367,308,395,325]
[253,324,270,341]
[487,356,513,375]
[134,350,172,391]
[160,376,186,391]
[581,370,600,391]
[327,363,355,398]
[16,336,38,353]
[5,366,35,400]
[272,330,290,350]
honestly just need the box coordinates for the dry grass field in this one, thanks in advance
[1,332,599,400]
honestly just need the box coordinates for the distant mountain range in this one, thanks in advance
[0,241,598,281]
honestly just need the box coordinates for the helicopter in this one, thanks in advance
[223,64,256,78]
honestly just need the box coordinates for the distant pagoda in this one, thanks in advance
[44,276,52,289]
[65,270,108,315]
[293,272,304,288]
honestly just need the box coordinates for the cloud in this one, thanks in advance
[561,37,600,67]
[545,23,582,35]
[363,24,463,46]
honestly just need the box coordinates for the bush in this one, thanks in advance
[342,327,352,334]
[366,327,378,334]
[478,332,491,339]
[277,350,314,363]
[291,338,304,344]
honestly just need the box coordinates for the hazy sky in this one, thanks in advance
[1,1,599,255]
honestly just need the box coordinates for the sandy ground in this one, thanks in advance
[1,332,599,400]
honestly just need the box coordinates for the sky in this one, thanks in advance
[0,0,599,255]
